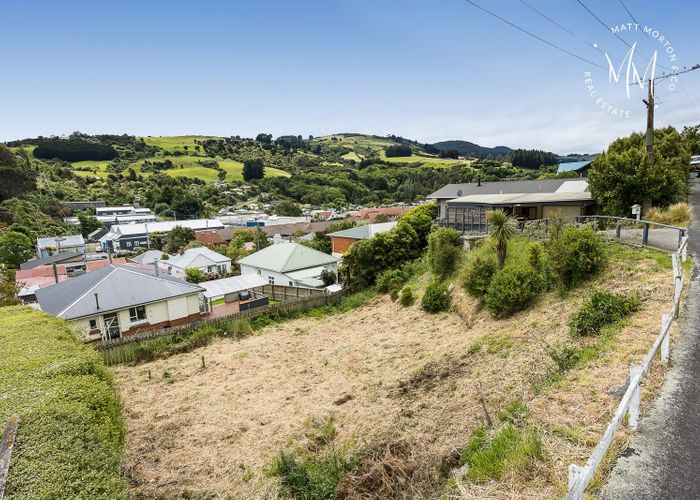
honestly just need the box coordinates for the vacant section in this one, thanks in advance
[115,247,676,498]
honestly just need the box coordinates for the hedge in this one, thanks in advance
[0,306,128,499]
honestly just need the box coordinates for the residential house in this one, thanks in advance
[35,265,207,341]
[36,235,86,259]
[195,229,226,247]
[95,205,145,216]
[97,219,224,253]
[428,178,598,232]
[159,247,232,278]
[63,200,106,211]
[556,160,592,176]
[328,221,397,257]
[238,243,339,288]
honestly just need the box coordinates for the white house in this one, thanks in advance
[36,234,86,259]
[35,265,207,341]
[159,247,232,278]
[237,243,338,288]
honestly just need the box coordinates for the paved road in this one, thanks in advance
[602,176,700,499]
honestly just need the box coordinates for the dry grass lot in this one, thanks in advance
[115,246,679,499]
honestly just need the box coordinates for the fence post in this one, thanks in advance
[568,464,583,493]
[0,416,20,500]
[628,364,642,430]
[661,313,672,364]
[642,223,649,246]
[615,222,621,238]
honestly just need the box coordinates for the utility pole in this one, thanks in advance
[644,78,655,163]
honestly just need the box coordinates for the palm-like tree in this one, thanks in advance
[487,210,516,268]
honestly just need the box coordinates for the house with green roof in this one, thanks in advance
[237,243,339,288]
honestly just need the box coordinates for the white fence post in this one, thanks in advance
[568,464,583,493]
[661,313,672,364]
[627,365,642,430]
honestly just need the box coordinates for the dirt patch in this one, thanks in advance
[114,250,675,498]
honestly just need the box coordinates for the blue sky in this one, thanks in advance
[1,0,698,153]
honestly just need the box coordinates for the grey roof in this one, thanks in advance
[426,179,589,200]
[129,249,167,265]
[446,191,593,206]
[165,247,230,269]
[35,265,204,320]
[328,221,397,240]
[237,243,338,273]
[20,251,84,270]
[36,234,85,249]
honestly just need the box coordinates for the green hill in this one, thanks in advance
[431,140,512,158]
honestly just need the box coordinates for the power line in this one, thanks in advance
[617,0,641,26]
[463,0,607,70]
[575,0,668,71]
[518,0,619,62]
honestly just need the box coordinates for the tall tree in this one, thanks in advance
[243,158,265,181]
[0,230,35,268]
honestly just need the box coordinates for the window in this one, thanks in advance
[126,241,132,247]
[257,269,262,275]
[268,276,275,285]
[289,281,293,286]
[89,319,98,331]
[129,305,147,323]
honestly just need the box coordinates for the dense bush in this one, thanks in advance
[376,268,407,294]
[569,290,640,337]
[462,252,498,299]
[421,281,451,313]
[427,227,463,278]
[546,225,606,291]
[400,286,415,306]
[33,138,118,162]
[484,263,544,318]
[0,307,127,499]
[342,205,434,286]
[384,144,413,157]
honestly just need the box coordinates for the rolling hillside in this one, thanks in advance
[431,140,512,158]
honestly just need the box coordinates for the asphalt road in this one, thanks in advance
[602,176,700,499]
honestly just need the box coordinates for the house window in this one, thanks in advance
[289,281,293,286]
[257,269,262,275]
[129,305,147,323]
[268,276,275,285]
[126,241,132,247]
[89,319,98,331]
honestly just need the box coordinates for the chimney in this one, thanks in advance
[94,293,100,310]
[153,260,160,277]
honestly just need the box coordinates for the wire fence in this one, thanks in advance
[565,235,688,499]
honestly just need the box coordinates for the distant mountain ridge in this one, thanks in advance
[430,140,512,158]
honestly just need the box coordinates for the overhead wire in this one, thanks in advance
[462,0,607,70]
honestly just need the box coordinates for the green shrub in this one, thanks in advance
[399,286,415,306]
[428,227,463,278]
[376,268,407,294]
[0,307,128,499]
[229,319,254,339]
[569,290,640,337]
[460,424,543,481]
[546,225,606,291]
[461,252,498,299]
[421,281,451,313]
[390,288,399,302]
[272,418,357,499]
[484,264,544,318]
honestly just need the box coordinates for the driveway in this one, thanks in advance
[601,177,700,499]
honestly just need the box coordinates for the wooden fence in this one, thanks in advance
[257,284,327,301]
[565,235,688,499]
[0,417,19,500]
[98,289,347,365]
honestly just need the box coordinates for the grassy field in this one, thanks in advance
[114,242,676,499]
[379,151,468,167]
[129,155,290,182]
[141,135,220,153]
[71,159,111,178]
